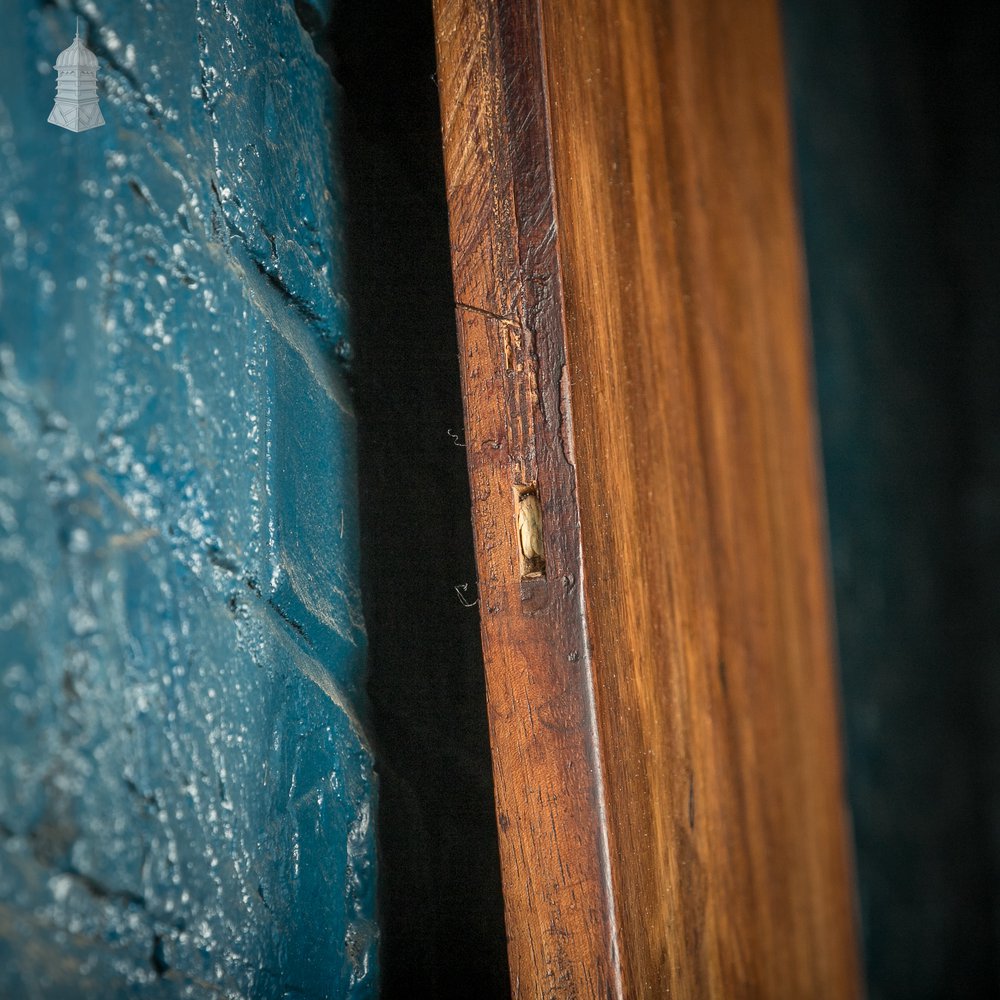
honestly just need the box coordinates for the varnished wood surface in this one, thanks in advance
[433,0,861,996]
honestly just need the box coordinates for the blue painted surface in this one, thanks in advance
[0,2,377,996]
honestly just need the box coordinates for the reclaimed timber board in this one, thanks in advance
[433,0,861,996]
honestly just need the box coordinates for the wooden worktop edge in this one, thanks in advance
[432,1,621,995]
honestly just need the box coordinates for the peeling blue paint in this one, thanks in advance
[0,2,376,997]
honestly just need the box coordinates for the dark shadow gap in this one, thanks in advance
[329,3,511,997]
[783,0,1000,994]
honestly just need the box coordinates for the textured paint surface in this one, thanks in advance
[0,2,377,997]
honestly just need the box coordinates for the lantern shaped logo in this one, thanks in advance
[48,19,105,133]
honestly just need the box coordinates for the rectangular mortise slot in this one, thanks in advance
[514,483,546,579]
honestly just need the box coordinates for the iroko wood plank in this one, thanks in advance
[433,1,861,996]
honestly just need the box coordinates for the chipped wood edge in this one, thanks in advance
[433,1,622,996]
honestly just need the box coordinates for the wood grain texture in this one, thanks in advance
[433,0,861,996]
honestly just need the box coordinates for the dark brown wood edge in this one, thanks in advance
[432,1,620,995]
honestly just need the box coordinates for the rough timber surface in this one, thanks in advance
[433,0,861,996]
[0,2,376,997]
